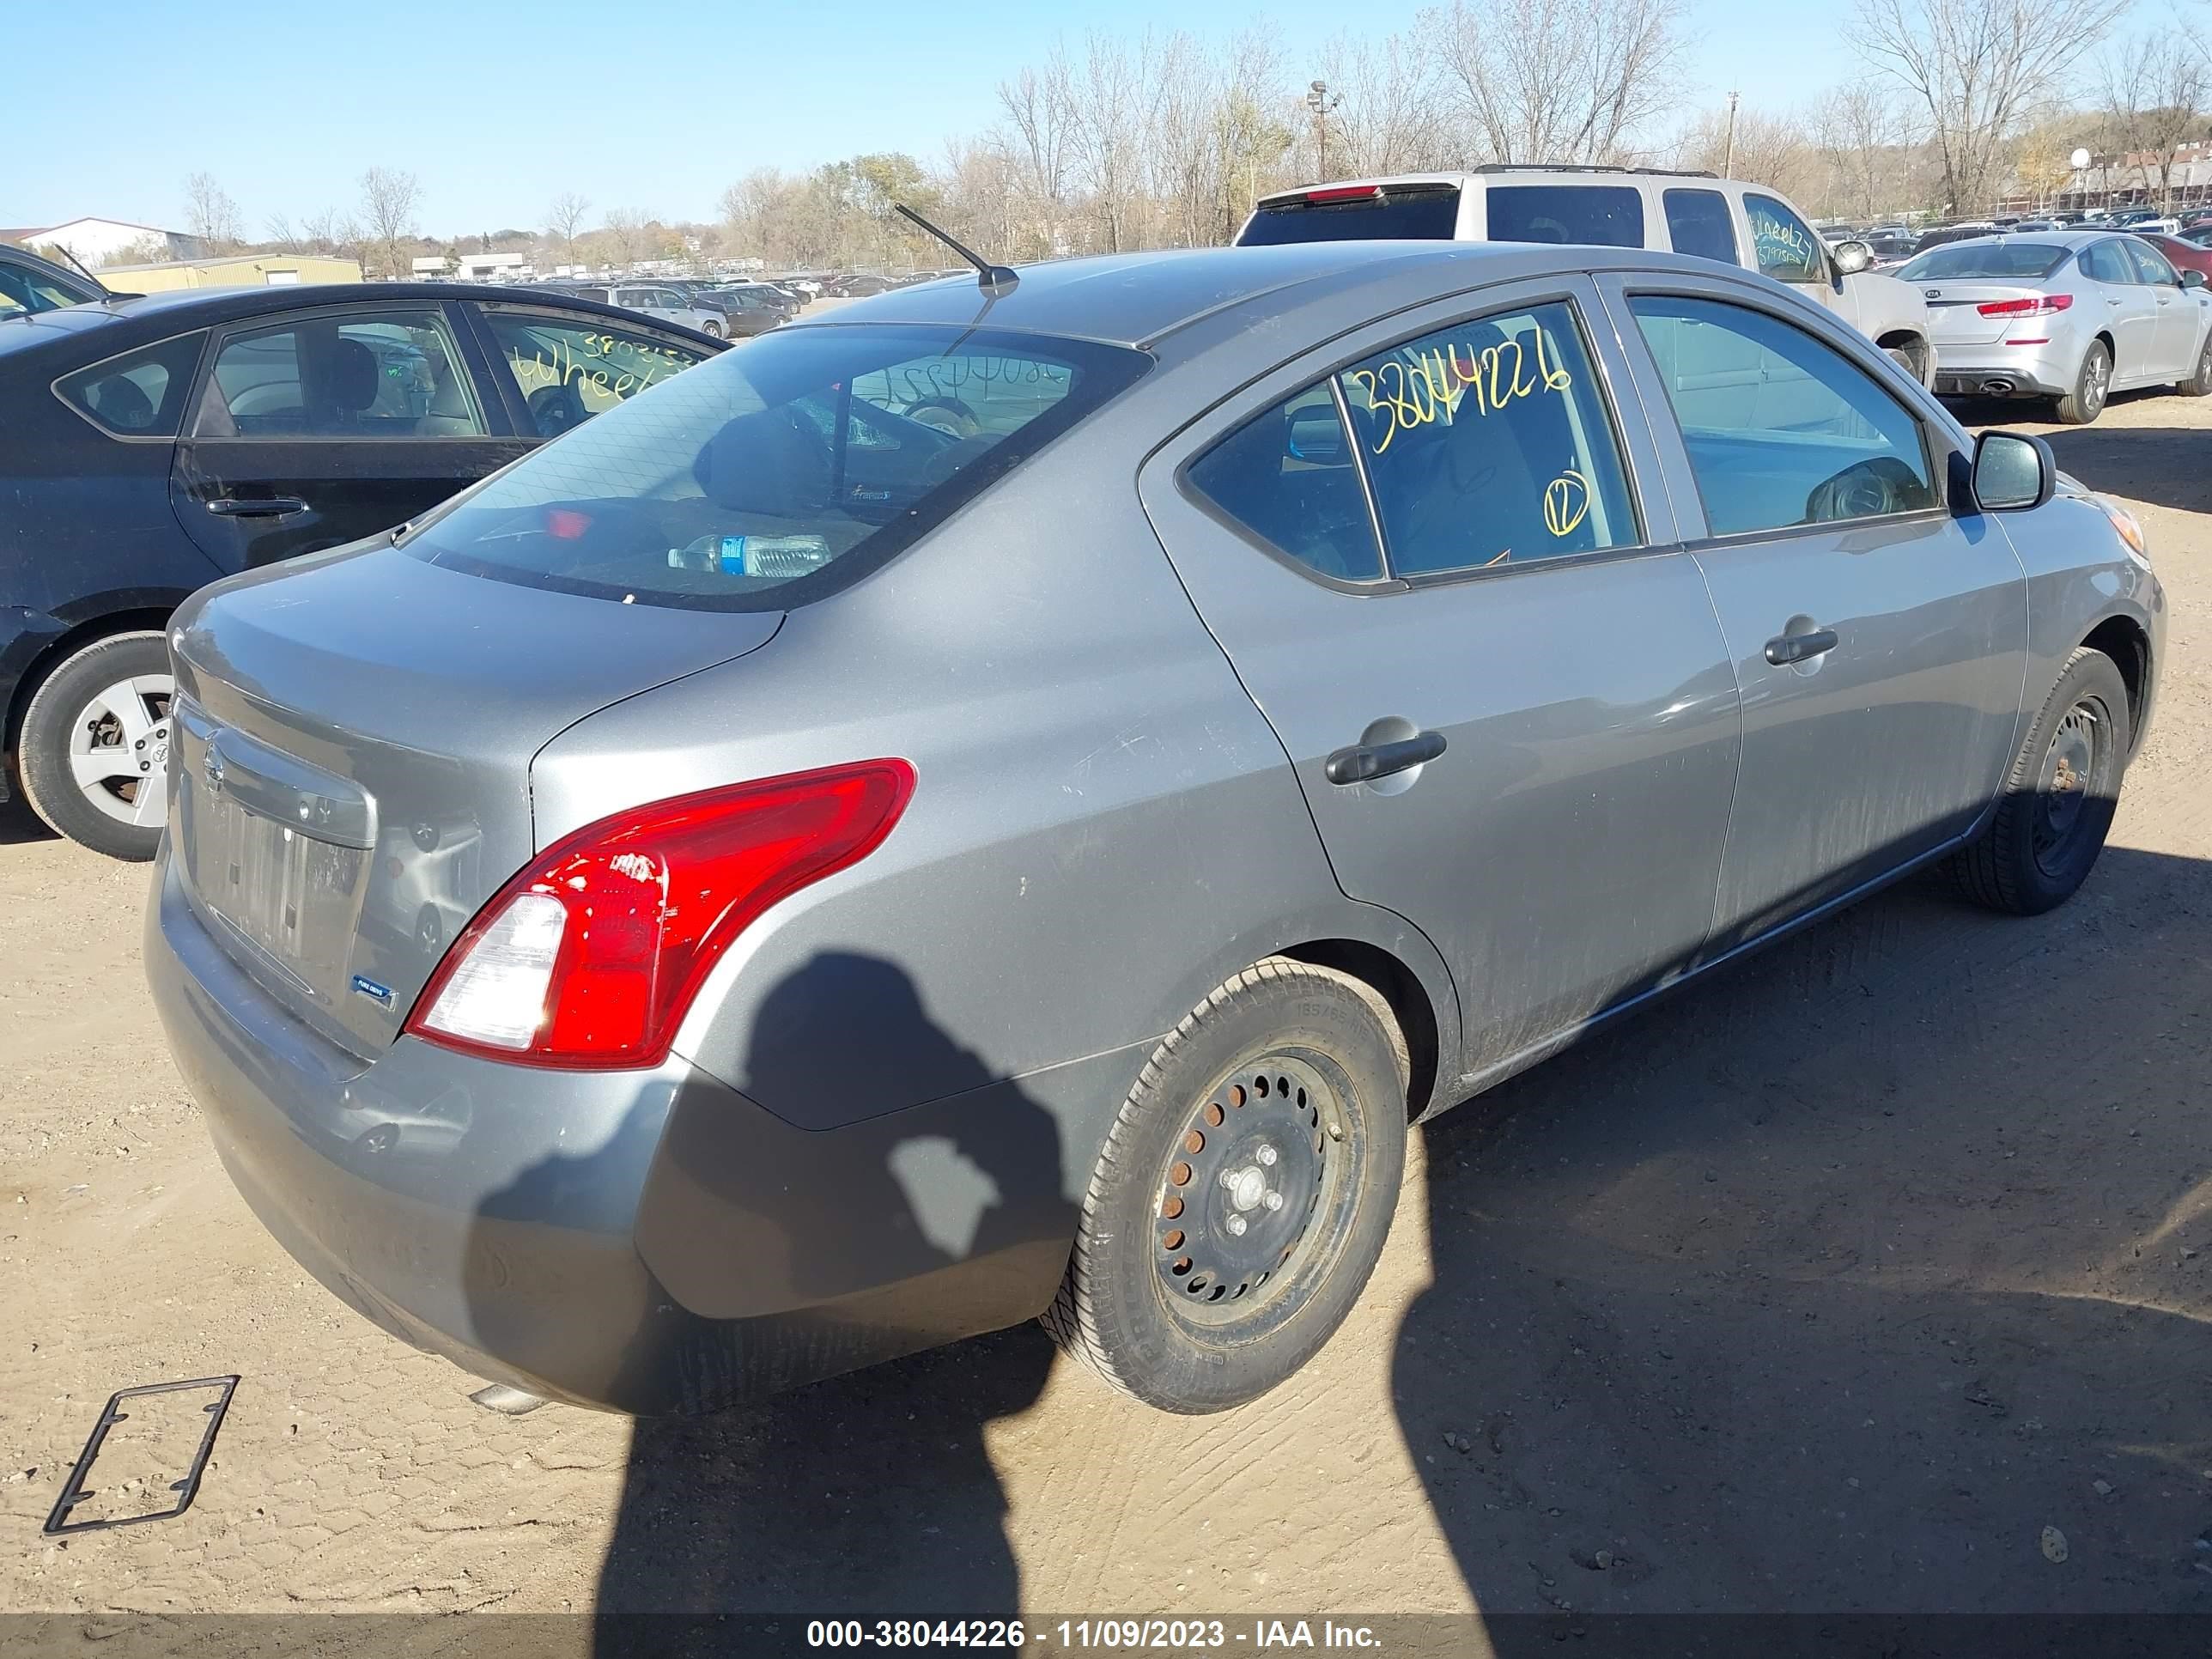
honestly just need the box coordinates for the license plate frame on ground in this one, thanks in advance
[43,1375,240,1535]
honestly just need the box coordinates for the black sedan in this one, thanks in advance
[0,283,722,859]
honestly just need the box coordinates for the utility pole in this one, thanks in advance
[1308,80,1342,181]
[1723,90,1740,179]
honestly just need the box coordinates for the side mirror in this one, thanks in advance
[2185,269,2208,290]
[1971,429,2055,513]
[1832,240,1873,276]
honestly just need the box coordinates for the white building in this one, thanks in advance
[411,255,453,277]
[454,251,529,281]
[0,217,207,268]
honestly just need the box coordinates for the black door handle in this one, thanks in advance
[1325,730,1446,786]
[1765,627,1839,666]
[205,497,308,518]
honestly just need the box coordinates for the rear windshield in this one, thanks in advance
[1899,242,2069,281]
[1237,188,1461,244]
[1484,185,1646,248]
[397,324,1149,611]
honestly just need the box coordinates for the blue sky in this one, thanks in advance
[7,0,2154,237]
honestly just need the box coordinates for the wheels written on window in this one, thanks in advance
[1043,957,1410,1414]
[18,630,175,861]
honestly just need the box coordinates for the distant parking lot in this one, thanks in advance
[5,386,2212,1629]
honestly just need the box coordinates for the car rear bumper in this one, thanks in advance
[148,854,1103,1413]
[1931,342,2074,399]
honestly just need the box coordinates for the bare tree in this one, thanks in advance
[1676,105,1825,204]
[1308,28,1455,182]
[357,167,422,277]
[999,61,1075,252]
[302,207,362,260]
[547,191,591,268]
[1856,0,2129,216]
[184,172,243,252]
[1813,80,1919,221]
[2130,35,2209,210]
[597,209,646,270]
[1435,0,1689,166]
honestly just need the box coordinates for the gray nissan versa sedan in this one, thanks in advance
[148,240,2163,1416]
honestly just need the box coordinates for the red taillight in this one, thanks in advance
[405,759,915,1069]
[1304,185,1385,204]
[1977,295,2073,316]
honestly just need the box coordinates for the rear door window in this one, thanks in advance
[1237,186,1462,245]
[55,331,208,436]
[2080,240,2134,284]
[1744,194,1826,283]
[1630,294,1936,536]
[1663,189,1739,265]
[1484,186,1645,249]
[396,325,1148,611]
[1336,300,1639,574]
[1186,383,1382,582]
[191,307,486,439]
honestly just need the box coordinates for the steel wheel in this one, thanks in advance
[1045,957,1409,1413]
[1156,1052,1353,1330]
[2032,697,2109,880]
[65,672,173,830]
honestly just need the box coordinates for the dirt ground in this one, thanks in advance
[4,388,2212,1635]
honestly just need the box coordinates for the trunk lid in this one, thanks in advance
[1919,283,2054,346]
[167,538,781,1060]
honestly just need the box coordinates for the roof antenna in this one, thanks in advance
[894,205,1018,296]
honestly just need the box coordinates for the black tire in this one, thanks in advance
[2054,340,2112,424]
[700,318,723,339]
[17,630,173,862]
[1043,957,1409,1413]
[1884,343,1922,384]
[1948,647,2130,915]
[2182,331,2212,397]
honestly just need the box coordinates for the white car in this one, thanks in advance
[1236,167,1938,385]
[564,283,726,338]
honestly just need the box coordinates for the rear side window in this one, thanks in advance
[1664,189,1739,265]
[55,331,208,436]
[1744,194,1826,283]
[1630,295,1936,537]
[1336,300,1639,574]
[2080,241,2133,284]
[1484,186,1645,249]
[1237,187,1462,245]
[397,324,1148,611]
[1186,383,1383,582]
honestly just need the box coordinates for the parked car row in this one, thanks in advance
[137,239,2160,1418]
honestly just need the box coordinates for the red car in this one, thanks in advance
[2131,230,2212,281]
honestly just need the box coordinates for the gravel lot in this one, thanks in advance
[3,388,2211,1630]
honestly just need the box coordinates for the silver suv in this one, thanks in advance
[1237,167,1937,384]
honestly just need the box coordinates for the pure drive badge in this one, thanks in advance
[350,975,395,1009]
